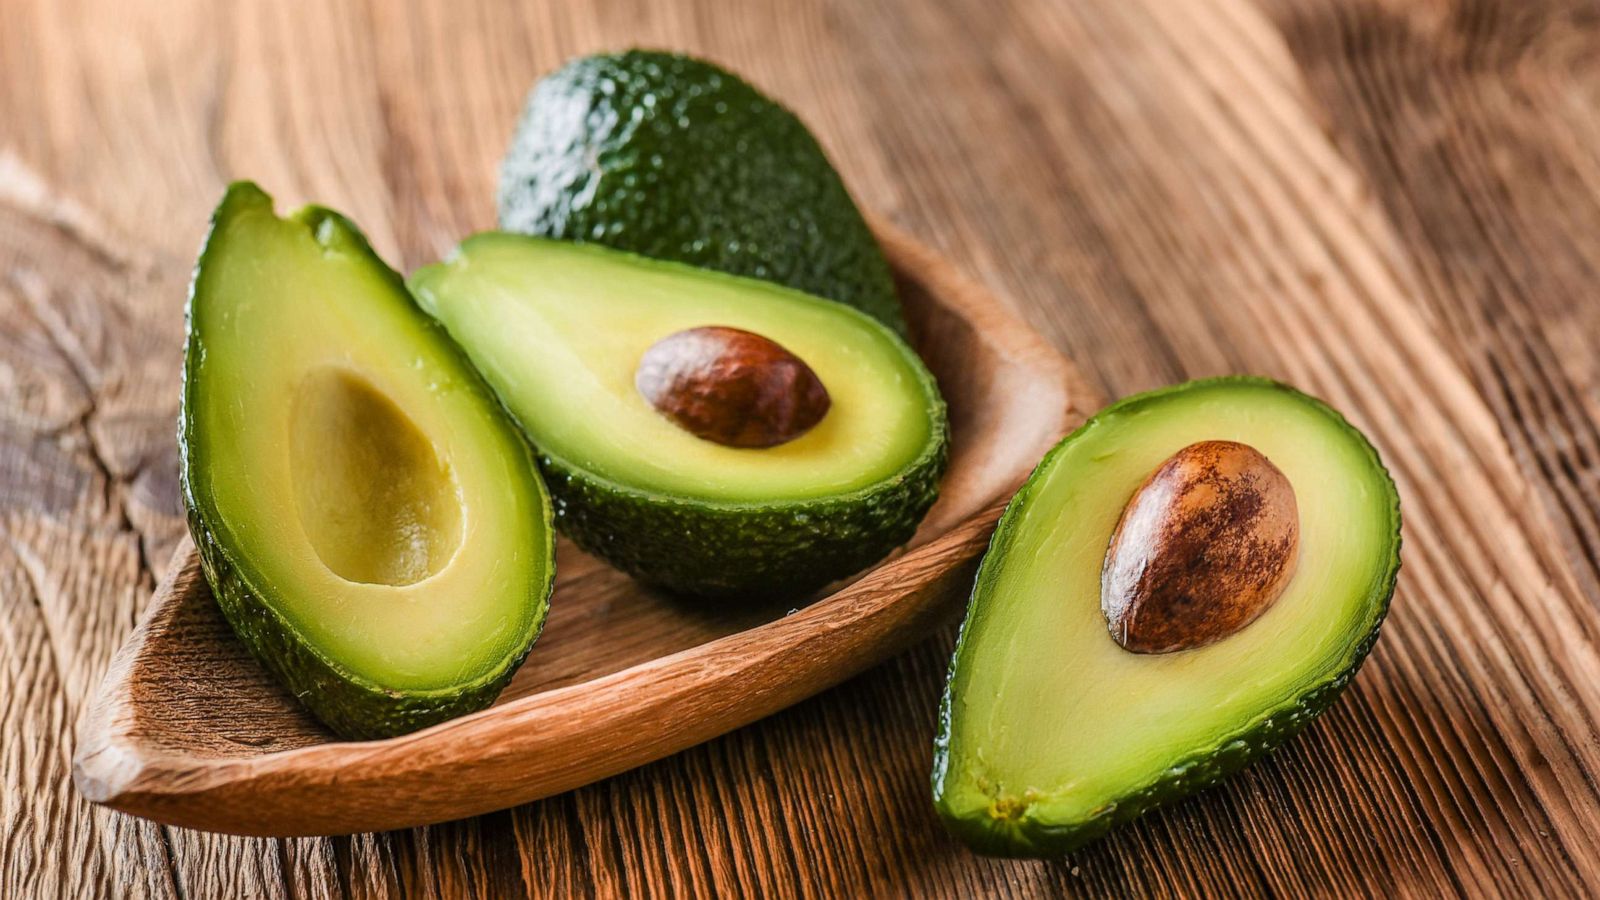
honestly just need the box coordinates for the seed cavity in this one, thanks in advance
[290,368,462,586]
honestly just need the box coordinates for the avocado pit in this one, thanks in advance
[1101,440,1299,654]
[635,325,831,448]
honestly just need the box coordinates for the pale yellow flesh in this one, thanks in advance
[943,383,1395,824]
[289,368,463,587]
[410,236,933,500]
[192,208,546,689]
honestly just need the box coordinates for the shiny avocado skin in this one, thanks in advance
[931,377,1402,856]
[497,49,906,333]
[181,184,554,740]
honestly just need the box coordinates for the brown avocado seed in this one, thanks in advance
[1101,440,1299,654]
[635,326,831,449]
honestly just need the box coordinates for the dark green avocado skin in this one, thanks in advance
[931,377,1403,856]
[181,184,553,741]
[188,515,522,740]
[933,649,1379,856]
[538,415,948,599]
[497,49,906,333]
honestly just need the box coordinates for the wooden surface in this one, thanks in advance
[71,220,1095,837]
[5,0,1600,895]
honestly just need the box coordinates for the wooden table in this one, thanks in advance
[5,0,1599,895]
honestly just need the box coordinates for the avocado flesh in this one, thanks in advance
[497,50,906,333]
[934,377,1401,855]
[182,184,555,739]
[410,235,947,598]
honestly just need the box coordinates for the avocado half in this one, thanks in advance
[933,377,1402,855]
[496,49,907,334]
[409,235,948,599]
[181,184,556,739]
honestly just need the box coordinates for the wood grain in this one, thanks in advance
[4,0,1600,895]
[70,219,1094,835]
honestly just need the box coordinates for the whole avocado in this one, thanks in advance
[497,50,906,333]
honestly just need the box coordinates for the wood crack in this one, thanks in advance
[159,826,189,900]
[0,523,74,691]
[10,261,158,588]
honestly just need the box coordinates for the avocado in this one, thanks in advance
[181,184,556,739]
[496,50,906,333]
[933,377,1401,855]
[409,234,947,598]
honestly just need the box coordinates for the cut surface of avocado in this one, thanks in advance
[410,235,947,598]
[934,377,1401,855]
[497,50,906,333]
[181,183,555,739]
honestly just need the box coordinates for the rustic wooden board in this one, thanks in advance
[3,0,1599,895]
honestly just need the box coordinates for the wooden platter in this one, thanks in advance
[71,219,1099,837]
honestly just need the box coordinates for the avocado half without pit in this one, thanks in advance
[181,183,556,740]
[409,235,949,599]
[934,377,1401,856]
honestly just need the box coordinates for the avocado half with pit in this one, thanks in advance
[181,184,555,739]
[934,377,1401,855]
[409,234,948,599]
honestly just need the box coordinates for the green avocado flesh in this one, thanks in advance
[409,234,947,598]
[497,49,906,333]
[181,183,555,739]
[934,377,1401,855]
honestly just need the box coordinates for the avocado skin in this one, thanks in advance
[180,184,554,740]
[538,418,947,598]
[932,376,1402,856]
[497,50,906,333]
[188,511,536,740]
[933,647,1377,856]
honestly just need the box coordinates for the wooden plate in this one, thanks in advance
[72,219,1099,837]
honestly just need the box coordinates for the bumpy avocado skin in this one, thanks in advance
[180,184,554,740]
[497,50,906,333]
[538,411,948,599]
[933,652,1379,856]
[932,377,1403,856]
[188,513,528,740]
